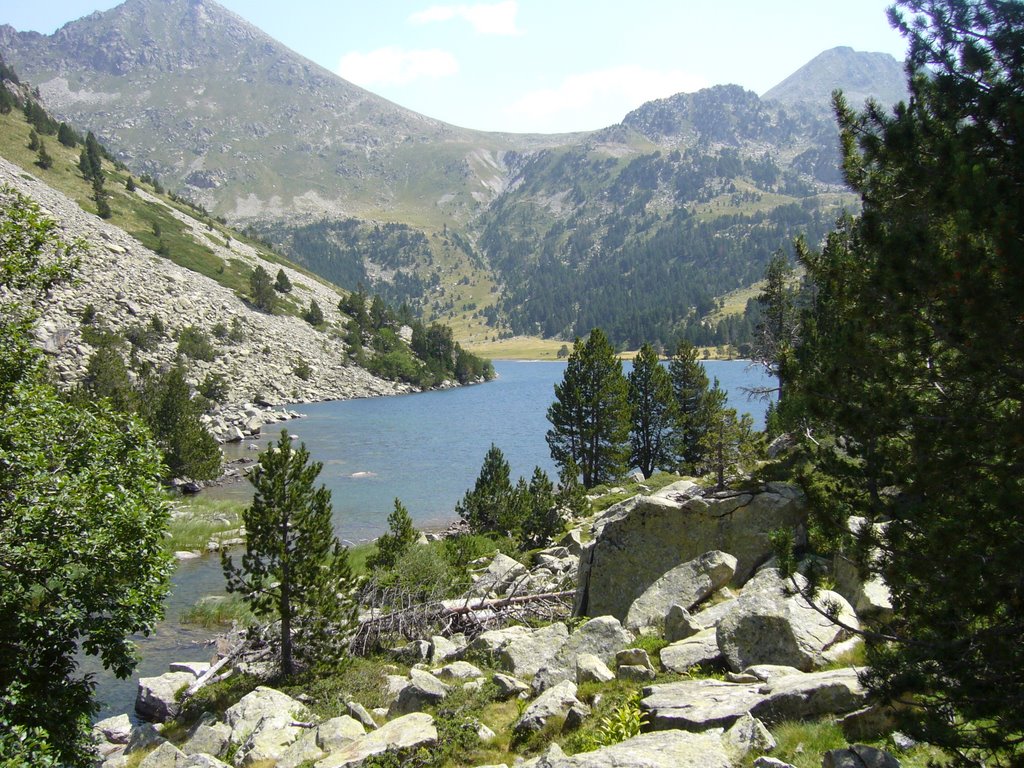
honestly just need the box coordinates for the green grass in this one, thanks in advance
[588,472,690,513]
[165,497,245,554]
[180,594,253,628]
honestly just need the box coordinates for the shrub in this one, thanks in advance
[175,325,217,362]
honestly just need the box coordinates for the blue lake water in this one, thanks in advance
[93,358,773,719]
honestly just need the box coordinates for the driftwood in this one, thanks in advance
[349,578,574,656]
[180,637,251,701]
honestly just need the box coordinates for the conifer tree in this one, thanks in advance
[668,339,713,473]
[304,299,324,326]
[35,141,52,171]
[249,264,275,312]
[627,342,676,478]
[700,380,758,490]
[455,443,513,534]
[274,268,292,293]
[367,499,418,571]
[223,430,358,676]
[546,328,630,487]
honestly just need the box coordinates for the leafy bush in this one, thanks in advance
[175,325,217,362]
[198,372,229,404]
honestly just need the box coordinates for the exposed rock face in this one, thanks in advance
[315,712,437,768]
[472,623,569,678]
[533,729,733,768]
[624,550,737,632]
[135,671,196,722]
[531,616,633,693]
[575,484,807,620]
[223,686,311,746]
[716,569,858,672]
[513,680,582,735]
[0,158,414,421]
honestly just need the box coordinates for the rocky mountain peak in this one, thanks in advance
[762,46,908,110]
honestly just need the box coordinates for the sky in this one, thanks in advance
[1,0,909,134]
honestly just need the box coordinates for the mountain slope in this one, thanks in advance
[0,0,576,226]
[762,46,908,110]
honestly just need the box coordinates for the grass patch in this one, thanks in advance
[588,472,689,513]
[180,594,253,629]
[165,497,245,554]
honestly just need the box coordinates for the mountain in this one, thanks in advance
[0,2,908,348]
[762,46,908,111]
[0,0,575,226]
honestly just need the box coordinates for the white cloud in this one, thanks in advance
[409,1,520,36]
[506,66,709,128]
[337,47,459,86]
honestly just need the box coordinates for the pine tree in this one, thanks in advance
[520,466,560,549]
[627,342,677,478]
[249,265,275,312]
[367,499,418,571]
[27,129,39,151]
[668,339,713,473]
[35,141,52,171]
[546,328,630,488]
[455,443,513,534]
[304,299,324,326]
[782,1,1024,761]
[223,430,358,676]
[139,365,221,481]
[700,380,758,490]
[57,122,77,148]
[274,268,292,293]
[753,249,798,402]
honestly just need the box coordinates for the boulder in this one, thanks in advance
[224,686,311,745]
[659,628,723,674]
[641,668,866,731]
[514,680,581,735]
[181,756,231,768]
[724,713,777,757]
[532,616,633,692]
[429,634,465,664]
[664,604,703,642]
[755,758,797,768]
[136,671,196,722]
[576,484,806,619]
[346,701,377,730]
[475,553,528,594]
[234,714,307,766]
[314,712,436,768]
[575,653,615,684]
[94,714,133,745]
[388,668,450,716]
[137,742,186,768]
[717,570,858,672]
[625,551,737,632]
[823,745,901,768]
[435,661,483,680]
[493,673,530,699]
[276,730,326,768]
[181,721,231,757]
[316,716,365,751]
[834,554,893,621]
[486,622,569,678]
[533,729,733,768]
[125,723,166,754]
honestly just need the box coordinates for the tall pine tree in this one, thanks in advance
[627,342,676,479]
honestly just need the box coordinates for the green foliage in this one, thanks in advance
[668,339,714,473]
[700,379,761,490]
[223,430,359,676]
[249,264,276,312]
[139,364,221,480]
[383,543,461,601]
[198,372,229,404]
[546,329,630,488]
[292,358,312,381]
[34,140,52,170]
[0,190,172,766]
[456,444,513,536]
[593,693,648,747]
[628,342,677,478]
[780,2,1024,763]
[367,498,418,571]
[274,267,292,293]
[304,298,324,326]
[175,324,217,361]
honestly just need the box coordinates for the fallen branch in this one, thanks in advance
[180,637,250,701]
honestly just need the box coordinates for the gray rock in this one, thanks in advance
[625,551,737,632]
[389,668,450,716]
[717,570,858,672]
[532,616,633,693]
[839,705,901,741]
[224,686,311,745]
[181,721,231,757]
[181,756,231,768]
[754,758,797,768]
[235,714,306,766]
[493,673,530,699]
[137,742,186,768]
[743,664,804,683]
[436,661,483,680]
[664,604,703,642]
[725,713,777,757]
[476,553,528,594]
[276,730,326,768]
[94,714,133,745]
[314,712,437,768]
[751,668,867,724]
[616,648,654,671]
[346,700,377,730]
[659,628,722,674]
[534,729,733,768]
[316,716,365,751]
[125,723,166,754]
[575,653,615,684]
[429,634,465,663]
[576,486,806,620]
[136,671,196,722]
[823,745,901,768]
[514,680,581,735]
[617,665,656,682]
[169,661,212,677]
[473,623,568,678]
[563,701,592,731]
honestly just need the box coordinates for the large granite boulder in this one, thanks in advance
[576,483,806,620]
[659,628,723,674]
[531,616,633,693]
[471,623,569,678]
[224,686,311,747]
[314,712,436,768]
[533,729,733,768]
[388,668,450,716]
[136,671,196,722]
[641,667,867,731]
[625,550,737,632]
[514,680,582,735]
[717,569,858,672]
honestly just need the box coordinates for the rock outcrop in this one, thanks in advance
[575,483,806,620]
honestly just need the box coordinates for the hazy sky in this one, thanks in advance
[2,1,909,133]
